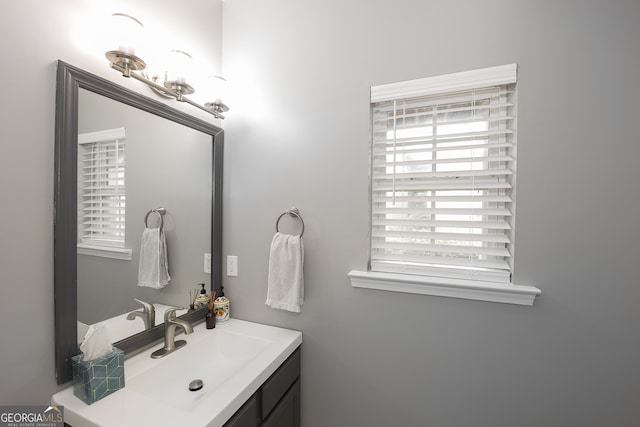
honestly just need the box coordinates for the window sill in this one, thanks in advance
[77,244,132,261]
[348,270,540,306]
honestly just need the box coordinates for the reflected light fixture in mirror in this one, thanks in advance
[104,13,229,119]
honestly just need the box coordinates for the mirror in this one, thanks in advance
[54,61,224,384]
[77,89,210,334]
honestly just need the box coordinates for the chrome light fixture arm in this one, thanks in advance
[108,61,227,119]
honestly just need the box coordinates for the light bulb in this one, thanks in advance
[111,13,144,55]
[166,50,193,85]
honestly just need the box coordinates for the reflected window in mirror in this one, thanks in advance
[77,128,131,260]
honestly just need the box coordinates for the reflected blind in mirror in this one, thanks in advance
[78,128,126,248]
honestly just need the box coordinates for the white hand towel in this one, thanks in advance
[265,232,304,313]
[137,227,171,289]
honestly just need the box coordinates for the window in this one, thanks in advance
[77,127,132,260]
[349,64,540,305]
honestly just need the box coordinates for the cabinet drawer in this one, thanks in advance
[261,348,300,419]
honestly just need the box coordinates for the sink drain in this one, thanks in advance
[189,379,204,391]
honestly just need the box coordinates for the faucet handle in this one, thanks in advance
[134,298,155,314]
[163,307,186,322]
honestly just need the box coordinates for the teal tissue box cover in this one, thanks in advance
[72,347,125,405]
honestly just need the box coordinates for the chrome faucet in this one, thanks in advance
[126,298,156,330]
[151,308,194,359]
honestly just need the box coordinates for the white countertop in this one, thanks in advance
[53,318,302,427]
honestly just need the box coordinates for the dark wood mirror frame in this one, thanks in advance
[54,61,224,384]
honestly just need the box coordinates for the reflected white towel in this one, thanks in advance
[265,232,304,313]
[137,227,170,289]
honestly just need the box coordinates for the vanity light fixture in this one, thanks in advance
[104,13,229,119]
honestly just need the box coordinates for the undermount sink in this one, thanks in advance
[127,329,271,412]
[52,319,302,427]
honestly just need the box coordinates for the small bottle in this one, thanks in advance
[206,309,216,329]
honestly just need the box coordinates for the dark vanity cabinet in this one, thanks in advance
[224,348,301,427]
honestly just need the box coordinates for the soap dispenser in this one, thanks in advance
[194,283,209,309]
[214,291,230,324]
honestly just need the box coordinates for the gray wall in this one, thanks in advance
[221,1,640,426]
[0,0,222,403]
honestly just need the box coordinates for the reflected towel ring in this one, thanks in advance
[144,207,166,230]
[275,208,304,237]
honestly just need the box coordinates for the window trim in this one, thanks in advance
[352,64,541,305]
[348,270,540,306]
[371,63,517,103]
[77,243,132,260]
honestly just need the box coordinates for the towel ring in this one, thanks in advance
[275,208,304,237]
[144,207,166,230]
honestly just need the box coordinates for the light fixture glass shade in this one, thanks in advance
[203,75,229,118]
[210,75,228,104]
[110,13,144,55]
[165,50,193,85]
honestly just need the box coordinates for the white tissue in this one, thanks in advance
[79,323,113,361]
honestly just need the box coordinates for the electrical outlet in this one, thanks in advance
[204,253,211,274]
[227,255,238,277]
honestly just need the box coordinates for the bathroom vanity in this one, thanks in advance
[52,319,302,427]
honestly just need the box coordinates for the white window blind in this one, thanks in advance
[369,65,517,284]
[78,128,127,249]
